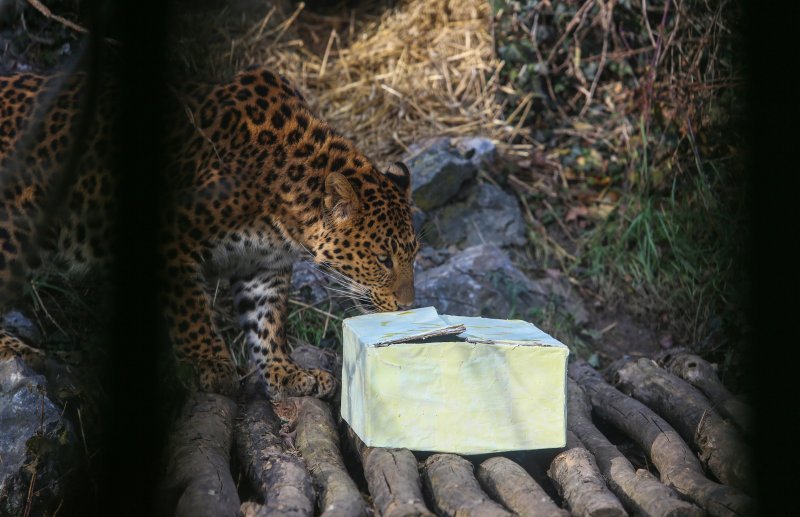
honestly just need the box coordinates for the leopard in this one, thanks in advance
[0,66,419,398]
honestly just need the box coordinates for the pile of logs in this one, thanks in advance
[161,347,756,516]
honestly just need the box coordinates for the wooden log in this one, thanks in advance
[547,431,628,517]
[240,501,304,517]
[476,456,568,517]
[570,360,755,517]
[234,396,315,516]
[295,397,366,517]
[162,392,240,517]
[659,351,754,437]
[566,378,703,516]
[422,454,513,516]
[346,428,433,516]
[610,357,755,495]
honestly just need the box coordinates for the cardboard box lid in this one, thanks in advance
[344,306,568,349]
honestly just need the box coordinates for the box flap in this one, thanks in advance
[440,314,568,348]
[344,306,465,347]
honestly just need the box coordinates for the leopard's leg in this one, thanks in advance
[230,266,336,399]
[162,257,238,395]
[0,329,46,369]
[1,207,46,370]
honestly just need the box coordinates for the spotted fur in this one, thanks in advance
[0,67,418,397]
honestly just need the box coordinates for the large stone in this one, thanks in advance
[405,137,496,211]
[426,182,526,249]
[291,261,330,306]
[0,358,80,516]
[414,244,587,324]
[1,311,41,344]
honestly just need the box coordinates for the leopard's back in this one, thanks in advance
[0,72,120,292]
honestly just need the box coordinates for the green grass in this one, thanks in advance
[23,266,109,356]
[579,137,747,354]
[285,299,345,350]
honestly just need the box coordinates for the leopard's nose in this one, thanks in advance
[395,281,415,308]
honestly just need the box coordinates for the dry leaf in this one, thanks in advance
[565,205,589,222]
[587,203,616,221]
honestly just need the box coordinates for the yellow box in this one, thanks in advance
[341,306,569,454]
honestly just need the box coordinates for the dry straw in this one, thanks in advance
[175,0,530,163]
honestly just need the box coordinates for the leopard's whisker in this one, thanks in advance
[295,257,361,289]
[311,263,370,296]
[315,270,369,295]
[325,287,370,302]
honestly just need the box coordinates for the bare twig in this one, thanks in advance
[26,0,88,34]
[545,0,596,66]
[579,1,614,117]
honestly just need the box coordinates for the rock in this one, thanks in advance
[291,344,341,380]
[0,358,81,516]
[411,206,427,234]
[415,246,452,272]
[415,244,587,324]
[425,182,526,249]
[454,137,497,168]
[291,261,330,306]
[405,137,496,211]
[1,310,41,344]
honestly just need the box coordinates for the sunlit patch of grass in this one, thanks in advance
[286,299,345,351]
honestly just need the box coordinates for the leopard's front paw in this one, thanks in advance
[308,368,337,398]
[272,365,338,398]
[194,359,239,396]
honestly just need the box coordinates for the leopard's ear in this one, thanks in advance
[384,162,411,200]
[324,172,361,225]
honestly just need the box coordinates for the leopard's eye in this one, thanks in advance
[375,253,392,268]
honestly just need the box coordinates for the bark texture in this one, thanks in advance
[295,397,365,517]
[235,397,315,516]
[659,351,754,437]
[476,456,568,517]
[547,431,627,517]
[570,360,755,517]
[567,378,703,516]
[347,428,433,516]
[422,453,512,517]
[610,357,755,494]
[162,392,240,517]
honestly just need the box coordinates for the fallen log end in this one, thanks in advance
[548,435,627,517]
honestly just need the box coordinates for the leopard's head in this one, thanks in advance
[314,162,418,312]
